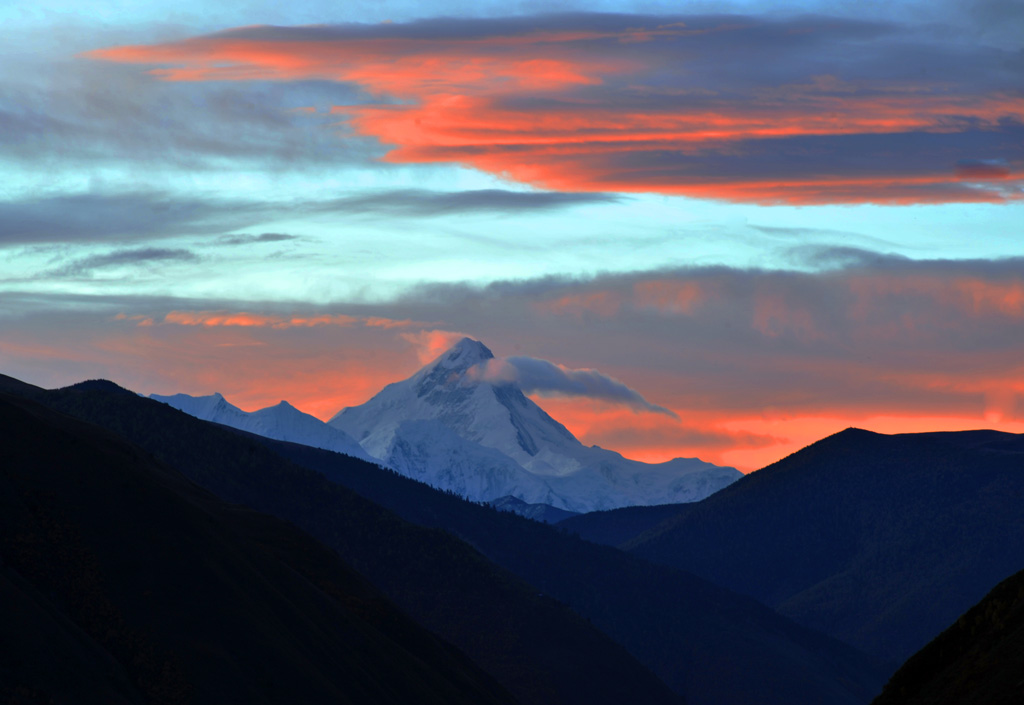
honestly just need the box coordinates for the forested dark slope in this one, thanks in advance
[873,567,1024,705]
[0,391,513,705]
[575,428,1024,665]
[23,378,681,705]
[263,433,887,705]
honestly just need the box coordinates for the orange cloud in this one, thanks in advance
[633,280,706,314]
[529,396,782,470]
[114,313,155,326]
[535,271,1024,338]
[364,316,418,328]
[718,412,1024,471]
[848,276,1024,320]
[2,324,403,421]
[338,93,1023,204]
[154,310,417,329]
[533,291,623,318]
[86,35,623,91]
[85,18,1024,204]
[956,161,1012,180]
[535,281,708,318]
[93,324,420,420]
[752,292,822,341]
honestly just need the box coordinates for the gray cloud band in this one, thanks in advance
[0,189,616,246]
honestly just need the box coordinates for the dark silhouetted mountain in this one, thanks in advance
[872,567,1024,705]
[18,377,889,705]
[257,434,888,705]
[68,378,139,395]
[488,495,580,523]
[25,378,683,705]
[560,502,691,545]
[0,391,513,705]
[0,372,43,396]
[1,560,142,705]
[576,428,1024,666]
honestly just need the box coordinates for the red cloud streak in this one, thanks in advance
[86,17,1024,204]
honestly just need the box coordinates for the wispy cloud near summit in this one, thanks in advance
[473,356,679,418]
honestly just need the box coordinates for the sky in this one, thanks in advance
[2,0,1022,471]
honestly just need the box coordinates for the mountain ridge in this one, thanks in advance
[565,425,1024,665]
[150,390,374,463]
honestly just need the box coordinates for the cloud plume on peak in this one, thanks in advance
[473,355,679,418]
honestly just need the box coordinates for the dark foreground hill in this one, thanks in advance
[0,391,513,705]
[566,428,1024,665]
[260,434,887,705]
[873,567,1024,705]
[559,502,688,546]
[15,376,888,705]
[15,377,681,705]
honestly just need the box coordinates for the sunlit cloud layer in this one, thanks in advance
[4,251,1024,470]
[156,310,421,329]
[89,13,1024,204]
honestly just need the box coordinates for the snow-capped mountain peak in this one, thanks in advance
[329,338,741,512]
[429,337,494,371]
[330,338,581,474]
[410,338,494,398]
[151,392,236,420]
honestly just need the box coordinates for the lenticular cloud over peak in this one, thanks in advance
[472,355,679,418]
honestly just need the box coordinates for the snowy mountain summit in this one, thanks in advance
[329,338,741,512]
[150,391,373,463]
